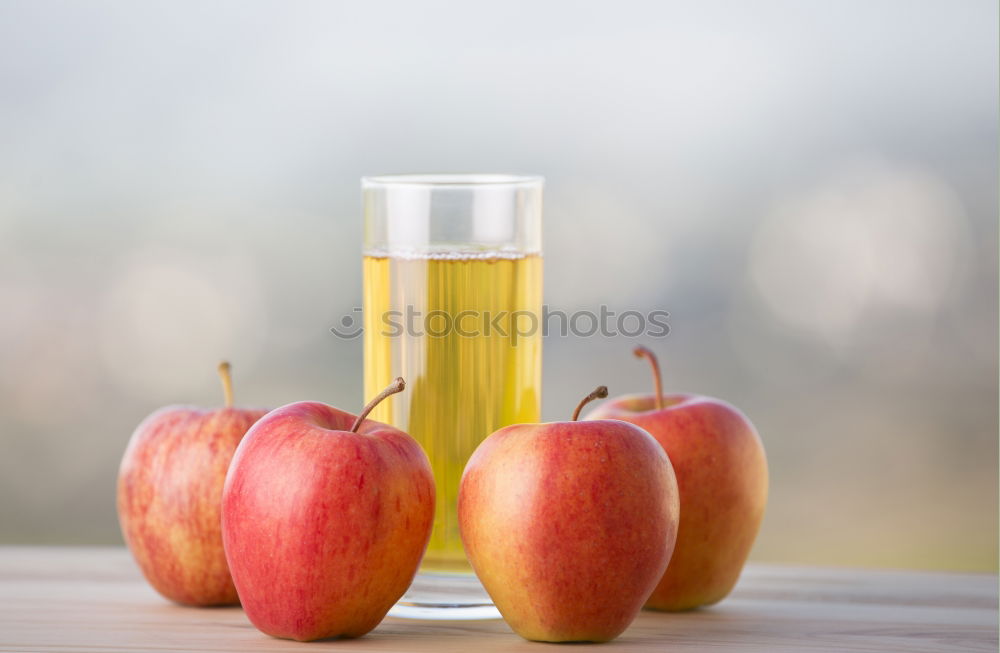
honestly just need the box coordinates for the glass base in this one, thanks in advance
[389,572,501,620]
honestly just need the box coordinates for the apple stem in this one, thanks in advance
[351,377,405,433]
[633,346,664,410]
[571,386,609,421]
[217,361,234,408]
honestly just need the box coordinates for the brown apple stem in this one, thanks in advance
[633,346,664,410]
[571,386,608,421]
[217,361,234,408]
[351,377,405,433]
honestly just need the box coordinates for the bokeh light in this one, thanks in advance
[749,158,970,345]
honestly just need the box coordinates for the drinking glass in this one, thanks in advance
[361,174,543,618]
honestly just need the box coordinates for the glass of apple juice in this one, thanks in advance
[361,174,543,619]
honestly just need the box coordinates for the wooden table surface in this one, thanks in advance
[0,547,995,652]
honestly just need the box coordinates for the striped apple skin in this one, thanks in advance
[459,418,679,642]
[220,402,435,641]
[587,394,768,611]
[117,405,266,606]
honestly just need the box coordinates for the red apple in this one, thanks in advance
[221,378,434,642]
[458,386,679,642]
[117,362,267,606]
[585,347,768,611]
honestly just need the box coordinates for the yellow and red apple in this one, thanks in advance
[117,362,267,606]
[459,386,680,642]
[585,347,768,611]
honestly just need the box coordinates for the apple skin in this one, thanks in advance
[117,405,266,606]
[458,419,679,642]
[585,394,768,611]
[221,401,435,642]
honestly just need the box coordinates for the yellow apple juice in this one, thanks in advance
[363,252,542,571]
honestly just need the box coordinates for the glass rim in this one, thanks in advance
[362,173,544,188]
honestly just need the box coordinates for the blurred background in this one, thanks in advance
[0,0,996,572]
